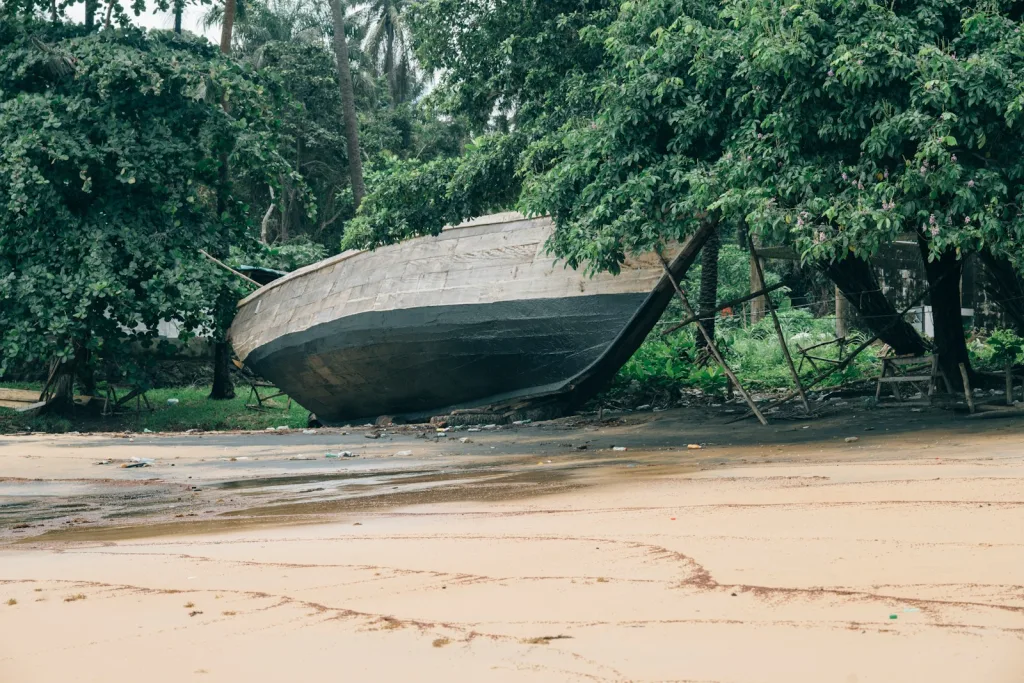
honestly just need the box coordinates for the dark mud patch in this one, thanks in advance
[223,467,582,518]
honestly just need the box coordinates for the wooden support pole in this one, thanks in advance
[752,249,811,414]
[1006,361,1014,407]
[658,255,769,426]
[199,250,261,289]
[959,363,975,414]
[660,282,787,337]
[730,282,936,422]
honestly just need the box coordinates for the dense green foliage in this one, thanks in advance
[524,0,1024,272]
[345,0,614,252]
[0,23,295,378]
[349,0,1024,278]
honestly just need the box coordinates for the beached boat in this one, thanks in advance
[229,213,710,424]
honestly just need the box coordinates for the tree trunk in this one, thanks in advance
[385,24,397,104]
[84,0,97,30]
[50,0,58,23]
[694,223,721,364]
[219,0,236,53]
[979,250,1024,337]
[173,2,182,33]
[207,0,238,401]
[210,336,236,400]
[835,286,849,338]
[749,252,766,325]
[821,256,928,355]
[76,345,97,397]
[329,0,367,210]
[261,186,276,245]
[918,235,970,388]
[47,362,77,414]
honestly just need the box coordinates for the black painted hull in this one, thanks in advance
[245,293,648,423]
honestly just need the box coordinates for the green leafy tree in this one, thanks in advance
[0,22,299,408]
[520,0,1024,383]
[346,0,615,249]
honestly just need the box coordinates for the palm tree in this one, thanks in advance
[220,0,236,53]
[352,0,416,104]
[203,0,322,57]
[328,0,365,208]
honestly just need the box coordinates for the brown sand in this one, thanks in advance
[1,406,1023,681]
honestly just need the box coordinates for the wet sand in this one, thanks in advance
[1,406,1023,681]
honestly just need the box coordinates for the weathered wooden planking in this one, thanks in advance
[0,388,43,410]
[228,213,704,423]
[231,214,671,363]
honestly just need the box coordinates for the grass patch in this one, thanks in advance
[604,310,882,406]
[64,594,86,602]
[0,385,309,434]
[6,598,16,606]
[432,637,450,648]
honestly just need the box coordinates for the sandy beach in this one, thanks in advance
[2,406,1023,682]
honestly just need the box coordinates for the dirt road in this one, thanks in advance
[1,405,1022,681]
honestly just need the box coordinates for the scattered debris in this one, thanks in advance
[166,398,180,406]
[375,416,395,427]
[143,428,153,433]
[64,594,86,602]
[302,429,317,435]
[612,446,627,452]
[845,436,860,443]
[432,638,451,648]
[6,598,16,606]
[365,432,382,439]
[121,462,149,469]
[903,607,920,613]
[889,614,898,620]
[636,404,651,411]
[687,444,702,450]
[189,611,203,617]
[326,451,356,459]
[575,445,588,451]
[459,437,472,444]
[393,450,413,457]
[94,459,113,466]
[521,635,572,645]
[275,426,290,431]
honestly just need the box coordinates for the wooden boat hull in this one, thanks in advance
[229,213,710,423]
